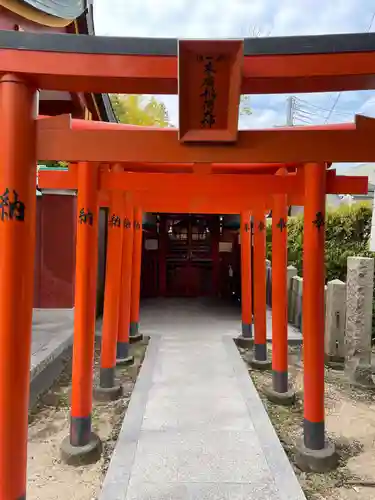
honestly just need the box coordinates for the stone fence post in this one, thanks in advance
[287,265,297,321]
[266,259,272,307]
[324,279,346,368]
[289,276,303,329]
[345,256,375,389]
[287,265,298,290]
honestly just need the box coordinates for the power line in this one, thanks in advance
[294,107,347,123]
[294,97,352,116]
[290,96,353,126]
[323,92,343,124]
[367,9,375,31]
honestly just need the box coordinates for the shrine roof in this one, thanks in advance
[12,0,86,20]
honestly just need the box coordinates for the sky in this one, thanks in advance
[94,0,375,173]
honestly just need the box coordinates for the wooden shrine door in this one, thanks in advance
[164,215,216,297]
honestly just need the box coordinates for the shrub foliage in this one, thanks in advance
[266,202,374,282]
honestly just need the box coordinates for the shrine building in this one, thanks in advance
[0,0,117,311]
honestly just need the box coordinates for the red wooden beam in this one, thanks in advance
[326,173,368,194]
[3,48,375,95]
[97,189,277,213]
[37,121,375,164]
[38,113,355,132]
[38,169,77,190]
[38,168,368,197]
[133,195,275,214]
[100,171,303,196]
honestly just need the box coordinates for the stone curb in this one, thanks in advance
[29,330,73,408]
[223,337,306,500]
[29,309,74,408]
[98,335,162,500]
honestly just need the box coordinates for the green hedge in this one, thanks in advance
[267,202,375,338]
[266,202,374,281]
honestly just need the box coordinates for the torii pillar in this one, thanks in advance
[251,210,271,370]
[236,211,253,348]
[61,162,102,465]
[117,193,135,365]
[296,162,338,472]
[264,168,296,405]
[0,74,38,500]
[94,188,124,402]
[130,206,143,343]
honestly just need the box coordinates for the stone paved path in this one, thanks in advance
[141,298,302,343]
[100,299,305,500]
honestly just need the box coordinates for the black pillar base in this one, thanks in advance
[235,336,254,350]
[250,358,272,371]
[129,322,143,343]
[234,323,253,348]
[69,415,91,447]
[234,322,253,349]
[94,367,123,401]
[60,432,102,466]
[93,384,123,402]
[130,321,139,336]
[295,438,338,473]
[116,341,129,360]
[263,386,296,406]
[264,370,296,404]
[242,322,253,338]
[116,355,134,366]
[250,343,271,370]
[99,366,115,388]
[272,370,288,393]
[116,341,134,365]
[130,334,143,344]
[116,343,134,366]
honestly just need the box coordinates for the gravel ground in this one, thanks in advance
[27,338,149,500]
[238,344,375,500]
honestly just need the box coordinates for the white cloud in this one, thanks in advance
[359,96,375,117]
[240,108,284,129]
[95,0,375,170]
[95,0,374,38]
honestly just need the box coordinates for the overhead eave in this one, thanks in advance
[0,0,86,24]
[0,0,76,26]
[72,3,117,123]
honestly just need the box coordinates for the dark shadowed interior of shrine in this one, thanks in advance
[141,213,243,302]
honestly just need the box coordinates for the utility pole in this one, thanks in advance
[286,96,294,126]
[286,96,294,217]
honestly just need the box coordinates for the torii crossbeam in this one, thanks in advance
[37,113,375,163]
[39,162,367,213]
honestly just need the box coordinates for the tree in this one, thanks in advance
[240,95,252,116]
[110,94,170,127]
[111,92,250,124]
[39,161,68,168]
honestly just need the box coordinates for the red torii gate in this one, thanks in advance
[0,31,374,498]
[38,143,367,465]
